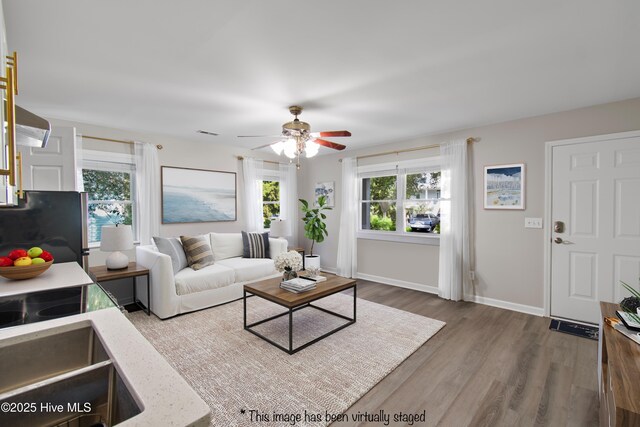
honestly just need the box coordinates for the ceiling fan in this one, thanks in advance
[239,106,351,169]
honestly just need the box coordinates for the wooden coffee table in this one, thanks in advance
[243,274,356,354]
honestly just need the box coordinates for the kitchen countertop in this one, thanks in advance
[0,308,211,426]
[0,262,211,426]
[0,262,93,296]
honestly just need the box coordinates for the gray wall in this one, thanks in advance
[298,97,640,310]
[50,97,640,310]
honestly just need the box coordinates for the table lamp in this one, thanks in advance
[269,219,290,238]
[101,224,134,270]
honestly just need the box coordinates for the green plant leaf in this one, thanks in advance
[620,280,640,324]
[299,197,332,252]
[621,281,640,299]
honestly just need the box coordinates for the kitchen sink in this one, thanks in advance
[0,323,141,426]
[0,325,109,394]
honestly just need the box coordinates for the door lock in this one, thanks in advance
[554,221,565,233]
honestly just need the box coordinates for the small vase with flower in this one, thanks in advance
[274,250,303,281]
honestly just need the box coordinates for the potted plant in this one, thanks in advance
[299,195,332,269]
[620,280,640,322]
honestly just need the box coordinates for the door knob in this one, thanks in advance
[554,237,563,244]
[554,221,565,233]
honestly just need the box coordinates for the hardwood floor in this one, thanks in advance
[334,280,599,427]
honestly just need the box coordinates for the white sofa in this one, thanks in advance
[136,233,287,319]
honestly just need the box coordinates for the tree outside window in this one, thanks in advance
[262,180,280,228]
[361,175,397,231]
[83,169,135,243]
[360,169,441,235]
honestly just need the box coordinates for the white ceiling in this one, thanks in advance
[4,0,640,153]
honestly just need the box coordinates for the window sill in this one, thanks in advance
[357,231,440,246]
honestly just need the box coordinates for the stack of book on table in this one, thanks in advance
[606,313,640,345]
[280,277,317,293]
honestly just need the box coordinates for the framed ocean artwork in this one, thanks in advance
[161,166,237,224]
[484,163,525,210]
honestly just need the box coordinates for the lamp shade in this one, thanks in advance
[100,225,134,252]
[269,219,290,238]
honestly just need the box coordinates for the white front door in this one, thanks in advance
[550,131,640,324]
[17,126,77,191]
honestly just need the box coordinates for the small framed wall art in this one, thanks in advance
[484,163,525,210]
[314,181,335,207]
[161,166,237,223]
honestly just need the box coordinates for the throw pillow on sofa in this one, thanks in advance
[153,236,188,274]
[180,235,215,270]
[241,231,270,258]
[210,232,244,261]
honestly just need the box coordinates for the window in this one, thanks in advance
[82,151,137,245]
[404,171,441,233]
[262,180,280,228]
[359,160,441,243]
[361,175,397,231]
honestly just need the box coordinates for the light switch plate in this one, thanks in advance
[525,217,543,229]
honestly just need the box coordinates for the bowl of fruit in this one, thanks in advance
[0,247,54,280]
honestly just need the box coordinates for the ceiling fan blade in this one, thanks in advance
[310,130,351,138]
[250,142,278,151]
[237,135,281,138]
[314,138,346,151]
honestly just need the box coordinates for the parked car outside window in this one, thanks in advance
[408,213,440,232]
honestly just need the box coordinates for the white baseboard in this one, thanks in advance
[464,294,545,317]
[323,267,544,318]
[355,272,439,295]
[320,266,337,275]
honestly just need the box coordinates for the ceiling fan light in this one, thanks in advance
[270,140,284,155]
[305,140,320,158]
[283,138,297,159]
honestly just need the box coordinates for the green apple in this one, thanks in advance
[31,257,46,265]
[27,247,43,258]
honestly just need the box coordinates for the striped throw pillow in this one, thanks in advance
[241,231,270,259]
[179,235,215,270]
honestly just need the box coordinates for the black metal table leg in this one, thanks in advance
[289,308,293,354]
[133,275,151,316]
[353,284,357,322]
[244,283,358,355]
[146,273,150,315]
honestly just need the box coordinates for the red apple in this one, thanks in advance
[0,256,13,267]
[39,251,54,262]
[8,249,28,260]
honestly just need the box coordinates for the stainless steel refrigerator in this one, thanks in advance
[0,191,90,270]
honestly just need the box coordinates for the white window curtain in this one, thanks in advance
[279,162,298,245]
[438,139,471,301]
[75,134,84,191]
[242,157,264,232]
[336,157,358,278]
[134,141,160,244]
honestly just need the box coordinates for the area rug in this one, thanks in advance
[128,293,445,426]
[549,318,599,340]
